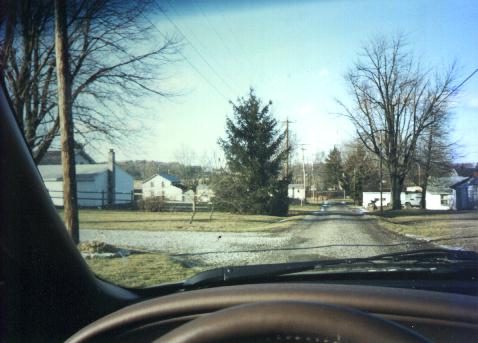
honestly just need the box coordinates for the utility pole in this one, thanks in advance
[54,0,79,243]
[300,145,307,206]
[353,167,356,206]
[283,118,294,179]
[311,161,315,202]
[379,135,383,215]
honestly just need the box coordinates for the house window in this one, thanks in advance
[150,190,154,197]
[161,181,165,187]
[440,194,449,206]
[151,182,154,187]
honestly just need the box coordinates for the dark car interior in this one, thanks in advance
[2,79,478,343]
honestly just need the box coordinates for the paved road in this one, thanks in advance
[81,204,432,268]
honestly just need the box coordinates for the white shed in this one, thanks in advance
[426,176,468,210]
[142,173,184,201]
[288,184,305,200]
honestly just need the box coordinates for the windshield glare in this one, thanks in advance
[5,0,477,288]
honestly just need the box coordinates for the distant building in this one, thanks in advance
[39,149,134,207]
[196,184,214,202]
[183,189,195,203]
[288,184,305,200]
[142,173,184,201]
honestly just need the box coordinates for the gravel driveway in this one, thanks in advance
[81,205,433,268]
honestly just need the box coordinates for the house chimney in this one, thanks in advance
[107,149,115,205]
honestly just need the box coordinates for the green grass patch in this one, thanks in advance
[57,209,305,232]
[375,211,478,251]
[85,253,200,288]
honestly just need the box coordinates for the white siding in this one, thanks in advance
[426,192,451,210]
[43,165,133,207]
[115,167,134,204]
[45,175,105,207]
[43,180,65,206]
[288,185,305,199]
[362,192,391,207]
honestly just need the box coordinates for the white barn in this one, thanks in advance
[39,149,134,207]
[142,173,184,201]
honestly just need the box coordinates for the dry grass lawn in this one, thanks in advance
[58,209,304,232]
[85,253,201,288]
[377,210,478,251]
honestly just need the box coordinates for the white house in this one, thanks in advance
[288,184,305,200]
[39,149,134,207]
[142,173,184,201]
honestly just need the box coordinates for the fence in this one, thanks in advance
[159,201,211,212]
[47,190,214,212]
[47,189,134,208]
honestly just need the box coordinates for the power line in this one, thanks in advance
[218,10,254,68]
[143,15,229,102]
[160,0,238,96]
[190,0,245,73]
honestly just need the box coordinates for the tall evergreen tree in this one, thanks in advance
[325,146,343,191]
[215,89,289,215]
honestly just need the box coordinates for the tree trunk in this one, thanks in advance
[189,193,197,224]
[54,0,79,243]
[390,174,403,210]
[421,125,434,209]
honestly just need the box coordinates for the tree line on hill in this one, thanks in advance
[117,160,209,184]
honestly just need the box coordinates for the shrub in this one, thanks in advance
[136,196,165,212]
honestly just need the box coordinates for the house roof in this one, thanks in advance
[143,172,181,184]
[288,184,305,189]
[451,176,478,189]
[38,149,95,165]
[39,164,108,181]
[453,164,478,177]
[428,176,468,194]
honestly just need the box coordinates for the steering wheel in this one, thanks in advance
[154,301,431,343]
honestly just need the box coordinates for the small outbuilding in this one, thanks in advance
[288,184,305,200]
[451,175,478,210]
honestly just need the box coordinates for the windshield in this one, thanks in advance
[3,0,477,288]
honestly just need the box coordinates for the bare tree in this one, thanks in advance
[339,35,457,209]
[1,0,179,163]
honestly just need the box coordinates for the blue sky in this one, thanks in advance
[109,0,478,164]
